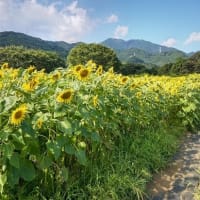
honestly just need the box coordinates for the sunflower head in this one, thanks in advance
[121,76,129,84]
[10,104,28,126]
[96,65,103,75]
[74,65,83,74]
[26,65,36,74]
[56,89,74,103]
[1,62,9,69]
[22,79,38,92]
[108,67,114,74]
[51,71,61,82]
[36,118,43,129]
[86,60,97,71]
[78,68,90,81]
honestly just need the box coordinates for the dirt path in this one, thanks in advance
[146,132,200,200]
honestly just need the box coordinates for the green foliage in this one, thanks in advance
[67,43,121,71]
[120,63,148,75]
[0,46,65,72]
[158,52,200,75]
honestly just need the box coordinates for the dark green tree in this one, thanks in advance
[120,63,149,75]
[66,43,121,71]
[0,46,65,72]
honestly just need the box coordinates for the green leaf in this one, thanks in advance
[182,103,196,113]
[3,143,15,159]
[7,166,20,187]
[4,96,17,112]
[56,134,67,147]
[0,99,5,113]
[46,141,61,160]
[75,149,87,166]
[0,173,7,194]
[21,120,35,136]
[11,134,25,150]
[19,159,36,181]
[57,119,72,135]
[54,104,67,118]
[38,155,53,170]
[60,167,69,182]
[91,132,101,142]
[9,153,20,168]
[64,143,76,155]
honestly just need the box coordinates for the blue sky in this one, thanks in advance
[0,0,200,52]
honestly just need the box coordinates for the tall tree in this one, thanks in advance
[67,43,121,71]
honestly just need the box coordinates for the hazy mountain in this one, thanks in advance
[0,31,78,58]
[101,38,181,54]
[101,38,187,66]
[0,31,188,66]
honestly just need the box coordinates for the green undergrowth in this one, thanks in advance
[3,126,184,200]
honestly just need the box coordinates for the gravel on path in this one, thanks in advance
[146,132,200,200]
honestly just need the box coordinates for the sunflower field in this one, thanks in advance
[0,61,200,199]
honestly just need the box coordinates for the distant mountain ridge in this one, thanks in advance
[0,31,78,58]
[101,38,187,66]
[0,31,188,66]
[101,38,180,54]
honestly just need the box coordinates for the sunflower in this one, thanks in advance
[1,62,9,69]
[78,68,90,81]
[120,76,129,84]
[22,79,38,92]
[10,104,28,125]
[74,65,83,74]
[51,71,61,82]
[108,67,114,73]
[96,65,103,75]
[26,65,36,74]
[56,89,74,103]
[36,118,43,129]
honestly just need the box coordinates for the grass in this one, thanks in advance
[20,126,183,200]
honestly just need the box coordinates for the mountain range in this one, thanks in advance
[0,31,189,66]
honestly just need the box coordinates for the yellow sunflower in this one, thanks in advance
[108,67,114,73]
[10,104,28,125]
[120,76,129,84]
[36,118,43,129]
[51,71,61,82]
[96,65,103,75]
[56,89,74,103]
[78,68,90,81]
[26,65,36,74]
[22,78,38,92]
[74,65,83,74]
[1,62,9,69]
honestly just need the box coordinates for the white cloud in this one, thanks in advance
[106,14,118,23]
[114,25,128,38]
[161,38,177,47]
[0,0,94,42]
[185,32,200,45]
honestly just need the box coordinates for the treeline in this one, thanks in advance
[0,46,65,72]
[0,44,199,75]
[158,52,200,75]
